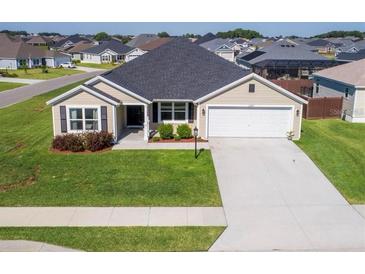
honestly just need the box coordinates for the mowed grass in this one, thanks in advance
[5,68,82,80]
[0,82,27,92]
[0,81,221,206]
[0,227,225,251]
[77,63,120,69]
[295,119,365,204]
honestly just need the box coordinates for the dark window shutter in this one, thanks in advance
[188,103,194,123]
[152,102,158,123]
[60,105,67,133]
[249,83,255,93]
[101,106,108,131]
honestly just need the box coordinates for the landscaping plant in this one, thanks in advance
[177,124,192,139]
[157,124,174,139]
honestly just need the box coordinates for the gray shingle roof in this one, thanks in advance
[54,35,91,48]
[194,33,217,45]
[238,42,328,65]
[199,38,234,52]
[336,49,365,61]
[126,34,158,48]
[82,40,132,55]
[102,38,249,101]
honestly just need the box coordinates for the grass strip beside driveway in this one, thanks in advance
[0,227,225,251]
[2,68,83,80]
[295,119,365,204]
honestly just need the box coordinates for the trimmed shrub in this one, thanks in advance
[174,135,182,141]
[157,124,174,139]
[52,134,84,152]
[52,132,113,152]
[152,136,160,142]
[176,124,192,139]
[84,131,114,152]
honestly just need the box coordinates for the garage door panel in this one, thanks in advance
[208,106,292,138]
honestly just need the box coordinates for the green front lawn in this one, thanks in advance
[78,63,120,69]
[295,119,365,204]
[0,227,224,251]
[2,68,83,80]
[0,81,221,206]
[0,82,27,92]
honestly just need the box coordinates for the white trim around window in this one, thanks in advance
[66,105,102,133]
[157,102,189,123]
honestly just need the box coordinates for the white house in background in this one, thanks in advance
[0,34,71,69]
[199,38,235,62]
[125,48,147,62]
[313,59,365,123]
[81,40,133,64]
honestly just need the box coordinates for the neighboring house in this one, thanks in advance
[0,37,71,69]
[63,41,95,61]
[46,38,306,142]
[336,49,365,62]
[126,34,158,48]
[249,38,274,49]
[81,40,133,64]
[124,48,147,63]
[138,37,172,51]
[229,38,250,50]
[26,35,54,47]
[200,38,235,62]
[53,35,92,49]
[306,39,339,54]
[313,59,365,123]
[193,32,217,45]
[236,40,343,79]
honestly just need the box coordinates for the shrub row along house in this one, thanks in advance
[47,38,306,143]
[0,33,71,69]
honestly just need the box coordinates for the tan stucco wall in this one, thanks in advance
[148,104,197,133]
[93,82,144,104]
[52,90,114,136]
[198,79,303,140]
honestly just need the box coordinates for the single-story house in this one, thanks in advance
[336,49,365,62]
[126,34,159,48]
[81,40,133,64]
[199,38,235,62]
[52,35,92,49]
[138,37,172,51]
[0,37,71,69]
[46,38,307,142]
[193,33,217,45]
[236,40,344,79]
[124,48,147,63]
[313,59,365,123]
[63,41,95,61]
[25,35,54,47]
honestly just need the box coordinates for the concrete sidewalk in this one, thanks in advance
[0,207,226,227]
[113,142,210,150]
[0,240,79,252]
[0,77,45,84]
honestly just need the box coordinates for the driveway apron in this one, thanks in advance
[209,138,365,251]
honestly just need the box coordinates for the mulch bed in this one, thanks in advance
[148,138,208,143]
[49,147,112,154]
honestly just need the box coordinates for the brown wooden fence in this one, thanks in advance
[303,97,343,119]
[271,79,314,97]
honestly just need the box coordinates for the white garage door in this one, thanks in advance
[208,106,293,138]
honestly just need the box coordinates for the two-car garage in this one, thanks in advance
[196,76,307,140]
[207,106,293,138]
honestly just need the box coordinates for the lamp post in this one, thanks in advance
[193,127,198,159]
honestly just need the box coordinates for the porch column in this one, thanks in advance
[143,104,149,141]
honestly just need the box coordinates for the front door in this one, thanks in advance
[126,105,144,127]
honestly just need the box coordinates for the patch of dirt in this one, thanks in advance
[6,142,26,153]
[0,165,40,193]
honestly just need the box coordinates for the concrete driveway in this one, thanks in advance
[209,138,365,251]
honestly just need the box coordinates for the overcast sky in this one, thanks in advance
[1,22,365,37]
